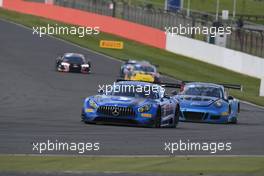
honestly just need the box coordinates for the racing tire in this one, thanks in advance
[81,110,96,125]
[229,117,238,124]
[171,105,180,128]
[154,77,161,84]
[154,106,162,128]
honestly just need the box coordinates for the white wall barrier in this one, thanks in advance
[166,34,264,96]
[45,0,54,5]
[260,78,264,97]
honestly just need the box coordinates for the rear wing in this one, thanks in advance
[116,79,242,91]
[116,79,181,88]
[221,84,243,91]
[160,82,182,89]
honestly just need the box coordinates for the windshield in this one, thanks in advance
[134,65,155,73]
[181,86,222,98]
[108,84,159,99]
[63,56,85,64]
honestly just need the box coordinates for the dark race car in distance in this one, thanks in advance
[56,53,91,74]
[120,59,139,77]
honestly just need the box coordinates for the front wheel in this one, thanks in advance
[229,117,237,124]
[171,105,180,128]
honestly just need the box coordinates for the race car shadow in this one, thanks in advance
[232,122,264,126]
[180,121,263,127]
[83,121,182,129]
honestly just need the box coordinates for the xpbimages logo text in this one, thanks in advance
[32,140,100,154]
[164,140,232,154]
[32,24,100,37]
[98,82,165,96]
[165,24,232,37]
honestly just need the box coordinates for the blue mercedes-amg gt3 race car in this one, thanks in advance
[81,80,180,128]
[174,82,241,124]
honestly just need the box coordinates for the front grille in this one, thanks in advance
[94,117,137,124]
[69,64,81,72]
[97,106,135,117]
[210,115,221,120]
[183,112,205,121]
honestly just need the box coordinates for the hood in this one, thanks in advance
[177,95,219,107]
[92,95,151,107]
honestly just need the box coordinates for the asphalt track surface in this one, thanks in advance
[0,19,264,155]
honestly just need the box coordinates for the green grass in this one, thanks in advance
[121,0,264,16]
[0,8,263,106]
[121,0,165,7]
[0,156,264,174]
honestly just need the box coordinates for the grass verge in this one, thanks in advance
[0,8,263,106]
[0,156,264,174]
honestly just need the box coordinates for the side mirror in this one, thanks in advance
[171,90,178,95]
[228,96,234,100]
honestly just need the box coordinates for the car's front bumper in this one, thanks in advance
[179,108,233,124]
[82,108,155,127]
[57,67,90,73]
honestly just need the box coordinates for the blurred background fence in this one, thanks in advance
[51,0,264,58]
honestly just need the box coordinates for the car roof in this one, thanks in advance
[125,60,151,66]
[117,81,159,87]
[126,60,138,64]
[64,53,85,58]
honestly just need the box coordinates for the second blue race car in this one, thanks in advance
[81,80,180,128]
[173,82,241,124]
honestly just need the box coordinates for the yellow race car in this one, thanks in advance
[123,62,161,83]
[125,71,155,83]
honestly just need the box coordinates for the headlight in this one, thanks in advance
[138,104,152,113]
[214,100,223,107]
[89,99,98,109]
[61,62,70,66]
[81,64,90,68]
